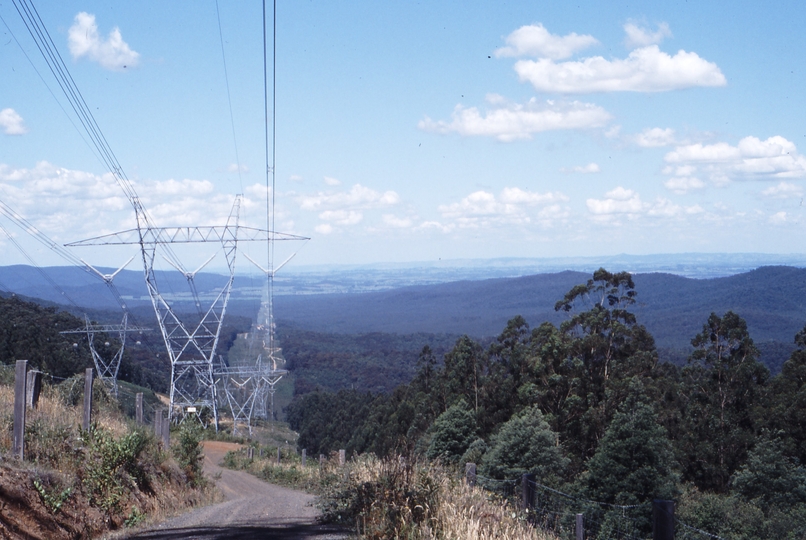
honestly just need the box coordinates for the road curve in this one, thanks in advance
[123,441,348,540]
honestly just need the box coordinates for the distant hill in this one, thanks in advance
[275,266,806,373]
[3,263,805,376]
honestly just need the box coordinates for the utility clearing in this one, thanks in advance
[121,441,347,540]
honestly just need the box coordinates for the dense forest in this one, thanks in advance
[286,269,806,538]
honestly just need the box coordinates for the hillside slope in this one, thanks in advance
[275,266,806,372]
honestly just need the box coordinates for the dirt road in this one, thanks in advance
[123,441,349,540]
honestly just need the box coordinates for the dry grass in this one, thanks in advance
[319,454,557,540]
[0,375,220,538]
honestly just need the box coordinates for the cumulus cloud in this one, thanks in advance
[419,95,611,142]
[762,181,802,199]
[514,45,726,93]
[227,163,249,174]
[561,163,600,174]
[624,22,672,48]
[587,186,702,221]
[663,135,806,187]
[494,23,598,60]
[0,108,27,135]
[323,176,341,186]
[298,184,399,212]
[664,176,705,195]
[318,210,362,225]
[436,187,569,229]
[382,214,414,228]
[0,161,255,243]
[68,12,139,71]
[634,127,678,148]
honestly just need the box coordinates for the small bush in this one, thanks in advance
[173,421,205,487]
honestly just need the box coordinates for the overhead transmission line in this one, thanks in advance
[10,0,187,272]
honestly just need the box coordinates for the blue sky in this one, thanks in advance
[1,0,806,271]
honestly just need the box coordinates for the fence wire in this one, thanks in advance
[473,472,726,540]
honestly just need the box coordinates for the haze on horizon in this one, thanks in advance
[2,1,805,272]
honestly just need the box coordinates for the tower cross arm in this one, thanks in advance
[65,226,310,246]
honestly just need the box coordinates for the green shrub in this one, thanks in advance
[173,421,205,487]
[425,400,477,464]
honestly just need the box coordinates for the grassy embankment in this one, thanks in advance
[223,443,556,540]
[0,367,218,539]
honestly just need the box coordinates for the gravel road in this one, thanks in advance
[123,441,349,540]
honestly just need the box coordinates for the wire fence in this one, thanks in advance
[473,472,726,540]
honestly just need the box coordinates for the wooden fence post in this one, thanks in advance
[302,448,307,467]
[13,360,27,460]
[26,370,42,409]
[521,473,536,511]
[155,409,163,440]
[576,513,584,540]
[277,447,281,464]
[161,414,170,449]
[82,368,93,431]
[465,462,476,487]
[319,454,324,467]
[652,499,675,540]
[135,392,143,424]
[339,449,345,466]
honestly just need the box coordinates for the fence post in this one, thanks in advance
[161,414,170,448]
[302,448,307,467]
[339,449,346,466]
[576,513,584,540]
[13,360,27,460]
[319,454,324,467]
[521,473,536,511]
[155,409,163,440]
[652,499,675,540]
[26,370,42,409]
[465,462,477,487]
[135,392,143,424]
[277,447,281,464]
[82,368,93,431]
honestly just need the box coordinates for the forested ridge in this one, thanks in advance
[287,269,806,538]
[276,265,806,373]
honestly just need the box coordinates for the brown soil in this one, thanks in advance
[120,442,349,540]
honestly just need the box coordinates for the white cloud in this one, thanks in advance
[634,127,678,148]
[289,175,304,183]
[298,184,399,211]
[437,187,569,229]
[664,136,806,186]
[227,163,249,174]
[561,163,600,174]
[769,211,788,224]
[382,214,414,228]
[0,162,259,243]
[624,22,672,48]
[318,210,363,225]
[664,176,705,194]
[68,12,140,71]
[494,23,598,60]
[0,108,27,135]
[587,187,645,215]
[762,181,802,199]
[514,45,726,93]
[315,223,333,235]
[323,176,341,186]
[419,95,611,142]
[587,187,702,221]
[153,178,214,196]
